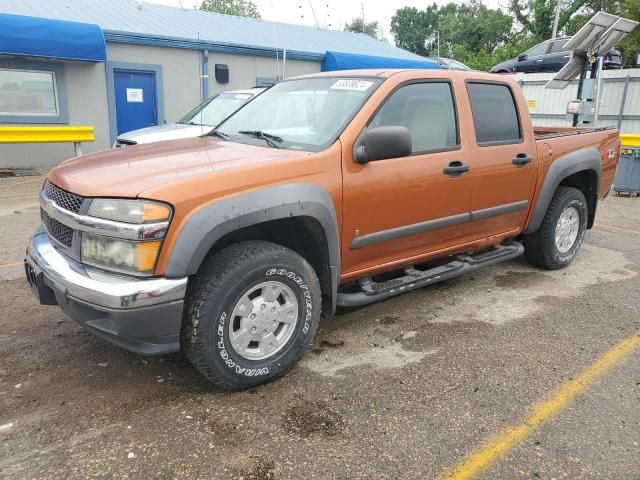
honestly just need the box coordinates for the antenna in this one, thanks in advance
[308,0,320,28]
[198,32,204,137]
[273,23,281,82]
[282,49,287,80]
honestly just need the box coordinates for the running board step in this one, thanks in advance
[336,240,524,307]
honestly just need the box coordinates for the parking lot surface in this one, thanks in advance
[1,175,639,480]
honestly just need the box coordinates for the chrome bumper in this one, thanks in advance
[26,230,187,309]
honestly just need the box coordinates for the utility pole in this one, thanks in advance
[551,0,562,38]
[437,31,440,61]
[361,2,365,33]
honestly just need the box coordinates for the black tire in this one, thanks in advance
[524,186,588,270]
[181,241,322,390]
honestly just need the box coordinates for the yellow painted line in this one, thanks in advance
[0,261,23,268]
[0,125,94,144]
[594,223,640,235]
[439,332,640,480]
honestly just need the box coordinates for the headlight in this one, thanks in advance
[88,199,171,224]
[82,233,162,276]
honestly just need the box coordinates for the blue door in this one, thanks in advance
[113,69,158,135]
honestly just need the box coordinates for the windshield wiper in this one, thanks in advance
[177,121,201,126]
[210,130,231,141]
[237,130,283,149]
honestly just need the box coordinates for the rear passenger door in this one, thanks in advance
[464,81,537,239]
[546,39,571,72]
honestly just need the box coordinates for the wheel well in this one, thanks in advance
[559,170,598,228]
[201,216,334,313]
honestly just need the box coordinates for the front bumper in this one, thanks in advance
[25,230,188,355]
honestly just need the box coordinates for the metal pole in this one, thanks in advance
[551,0,562,39]
[74,142,82,157]
[437,31,440,61]
[573,58,588,127]
[593,56,603,125]
[617,75,631,130]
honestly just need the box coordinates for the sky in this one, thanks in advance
[146,0,506,42]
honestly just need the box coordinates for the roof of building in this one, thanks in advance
[0,0,424,62]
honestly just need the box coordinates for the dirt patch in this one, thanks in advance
[238,456,277,480]
[380,315,399,325]
[283,400,344,436]
[493,270,549,289]
[319,339,345,348]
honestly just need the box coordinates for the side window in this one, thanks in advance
[549,39,569,53]
[525,42,548,57]
[369,82,458,154]
[467,82,521,145]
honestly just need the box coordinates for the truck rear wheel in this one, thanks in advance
[181,241,321,390]
[524,186,588,270]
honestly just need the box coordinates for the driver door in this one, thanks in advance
[515,41,550,73]
[340,79,474,277]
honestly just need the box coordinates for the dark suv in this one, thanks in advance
[490,37,623,73]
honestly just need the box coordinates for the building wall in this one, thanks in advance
[207,52,320,96]
[1,44,321,168]
[0,61,110,168]
[106,43,202,124]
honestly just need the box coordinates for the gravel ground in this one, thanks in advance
[0,175,639,480]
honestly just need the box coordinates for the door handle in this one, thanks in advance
[536,59,543,62]
[512,153,533,168]
[443,160,470,177]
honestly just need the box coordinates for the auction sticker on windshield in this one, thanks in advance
[330,79,374,91]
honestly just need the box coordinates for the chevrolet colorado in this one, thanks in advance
[25,69,620,389]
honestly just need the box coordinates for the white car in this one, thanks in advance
[114,87,265,147]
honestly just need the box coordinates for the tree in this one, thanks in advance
[199,0,261,19]
[344,18,382,40]
[390,1,513,68]
[391,5,440,56]
[508,0,587,42]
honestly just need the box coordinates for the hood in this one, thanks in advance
[116,123,213,145]
[49,136,305,198]
[490,58,517,73]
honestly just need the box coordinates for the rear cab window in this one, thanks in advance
[466,82,522,146]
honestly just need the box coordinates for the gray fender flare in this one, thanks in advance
[164,183,340,313]
[525,147,601,234]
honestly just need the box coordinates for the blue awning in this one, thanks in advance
[0,13,106,62]
[322,51,440,72]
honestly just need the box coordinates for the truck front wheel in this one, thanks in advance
[181,241,321,390]
[524,186,588,270]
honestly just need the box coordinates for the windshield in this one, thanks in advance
[179,91,256,127]
[215,77,382,151]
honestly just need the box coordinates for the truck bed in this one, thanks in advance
[534,126,620,199]
[534,125,617,140]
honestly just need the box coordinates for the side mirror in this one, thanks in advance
[354,126,412,164]
[517,53,528,62]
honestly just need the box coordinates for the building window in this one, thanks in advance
[0,69,60,116]
[0,61,68,124]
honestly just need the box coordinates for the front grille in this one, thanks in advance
[41,209,74,248]
[43,180,84,213]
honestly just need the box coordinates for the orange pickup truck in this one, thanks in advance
[25,69,620,389]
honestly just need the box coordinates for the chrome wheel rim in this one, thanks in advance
[228,281,298,361]
[555,206,580,254]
